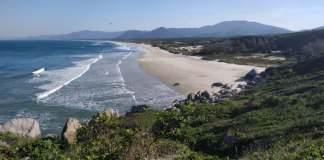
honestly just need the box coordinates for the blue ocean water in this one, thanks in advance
[0,40,184,135]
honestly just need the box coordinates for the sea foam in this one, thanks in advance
[29,55,102,99]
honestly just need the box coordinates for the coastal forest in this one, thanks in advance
[2,30,324,159]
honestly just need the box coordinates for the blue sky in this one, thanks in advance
[1,0,324,38]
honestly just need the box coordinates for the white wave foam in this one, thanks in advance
[32,67,45,74]
[29,55,102,99]
[122,51,132,59]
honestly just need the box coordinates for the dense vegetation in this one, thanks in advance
[2,53,324,159]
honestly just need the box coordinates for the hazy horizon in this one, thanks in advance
[1,0,324,39]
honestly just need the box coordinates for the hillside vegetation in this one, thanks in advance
[2,53,324,159]
[121,29,324,67]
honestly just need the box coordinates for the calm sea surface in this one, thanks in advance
[0,40,183,135]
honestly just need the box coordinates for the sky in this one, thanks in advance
[1,0,324,38]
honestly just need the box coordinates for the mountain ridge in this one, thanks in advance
[18,21,324,40]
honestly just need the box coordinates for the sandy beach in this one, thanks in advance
[131,43,266,97]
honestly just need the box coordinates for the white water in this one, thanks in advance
[29,55,102,99]
[32,67,45,74]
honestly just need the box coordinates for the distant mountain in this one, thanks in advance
[117,30,148,39]
[313,26,324,30]
[116,20,293,39]
[20,20,297,40]
[21,30,125,40]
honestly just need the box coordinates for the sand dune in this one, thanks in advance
[132,43,266,97]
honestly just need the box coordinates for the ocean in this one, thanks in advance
[0,40,184,136]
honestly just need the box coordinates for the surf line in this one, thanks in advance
[37,55,102,99]
[32,67,45,74]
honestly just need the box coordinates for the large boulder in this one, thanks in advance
[223,134,235,144]
[244,68,259,80]
[201,91,211,99]
[0,119,41,141]
[61,118,81,143]
[97,108,121,120]
[129,105,152,114]
[187,93,195,101]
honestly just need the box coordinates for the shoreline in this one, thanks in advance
[128,43,266,97]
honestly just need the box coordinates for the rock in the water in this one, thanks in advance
[129,105,152,114]
[61,118,82,143]
[173,83,180,86]
[201,90,211,99]
[244,68,259,80]
[211,82,223,87]
[187,93,195,101]
[223,134,235,144]
[0,119,41,141]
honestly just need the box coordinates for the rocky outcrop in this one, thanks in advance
[244,68,259,80]
[0,119,41,141]
[201,91,211,99]
[61,118,82,143]
[223,84,232,89]
[187,93,195,101]
[96,108,121,120]
[128,105,152,114]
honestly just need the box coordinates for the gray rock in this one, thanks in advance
[223,134,235,144]
[237,84,244,88]
[223,84,232,89]
[187,93,195,101]
[260,71,266,77]
[244,68,259,80]
[211,82,223,87]
[0,119,41,141]
[174,103,181,108]
[98,108,121,119]
[129,105,152,114]
[253,75,263,81]
[247,81,257,86]
[61,118,82,143]
[20,157,31,160]
[194,91,201,100]
[42,133,57,141]
[201,90,211,99]
[213,93,220,97]
[199,96,206,100]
